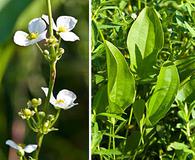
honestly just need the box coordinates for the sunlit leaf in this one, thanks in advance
[127,7,164,78]
[146,61,180,126]
[105,40,136,114]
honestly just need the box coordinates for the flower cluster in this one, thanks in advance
[7,11,79,159]
[14,15,79,46]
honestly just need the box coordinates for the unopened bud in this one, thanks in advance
[48,114,55,121]
[38,111,46,118]
[43,50,49,55]
[58,48,64,55]
[43,120,50,134]
[31,98,42,107]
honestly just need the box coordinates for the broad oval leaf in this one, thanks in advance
[105,40,136,114]
[146,61,180,126]
[127,7,164,78]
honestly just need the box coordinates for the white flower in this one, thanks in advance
[41,87,78,110]
[42,15,79,42]
[6,140,37,153]
[131,13,137,20]
[14,18,47,46]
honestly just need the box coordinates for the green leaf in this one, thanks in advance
[185,21,195,37]
[93,148,122,156]
[167,142,189,151]
[124,131,141,153]
[0,45,14,85]
[127,7,164,78]
[175,55,195,81]
[93,85,108,114]
[189,119,195,129]
[105,40,136,114]
[133,99,145,126]
[0,0,32,43]
[146,61,180,126]
[168,142,195,156]
[103,133,126,139]
[92,122,103,153]
[92,20,99,51]
[97,113,126,121]
[176,76,195,103]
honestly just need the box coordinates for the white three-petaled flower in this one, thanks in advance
[6,140,37,153]
[14,18,47,46]
[42,15,79,42]
[41,87,78,110]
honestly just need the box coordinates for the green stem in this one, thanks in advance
[46,0,56,60]
[108,121,112,150]
[36,43,43,53]
[138,0,141,10]
[27,120,37,132]
[112,119,116,160]
[145,0,147,6]
[44,61,57,112]
[46,0,53,37]
[34,134,44,160]
[19,156,23,160]
[124,107,133,146]
[50,109,61,127]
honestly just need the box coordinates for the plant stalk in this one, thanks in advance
[44,61,57,111]
[112,119,116,160]
[46,0,53,37]
[34,1,57,160]
[34,134,44,160]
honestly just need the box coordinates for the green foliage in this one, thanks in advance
[105,40,135,114]
[92,0,195,159]
[127,7,164,78]
[146,61,180,126]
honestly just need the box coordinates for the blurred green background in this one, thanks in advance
[0,0,89,159]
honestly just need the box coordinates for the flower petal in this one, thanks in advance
[28,18,46,34]
[6,140,20,150]
[41,87,56,106]
[24,144,37,153]
[56,16,77,31]
[13,31,31,46]
[59,32,79,42]
[56,89,77,109]
[42,14,57,30]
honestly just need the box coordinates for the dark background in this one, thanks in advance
[0,0,89,159]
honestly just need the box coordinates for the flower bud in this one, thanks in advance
[43,120,50,134]
[18,108,35,120]
[58,48,64,55]
[31,98,42,107]
[38,111,46,118]
[47,36,57,45]
[43,49,49,55]
[48,114,55,121]
[27,98,42,108]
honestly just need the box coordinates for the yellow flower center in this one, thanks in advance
[58,26,68,33]
[27,32,38,40]
[56,99,65,104]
